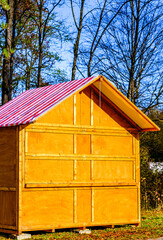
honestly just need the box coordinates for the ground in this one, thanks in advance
[0,210,162,240]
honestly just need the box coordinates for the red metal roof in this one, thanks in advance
[0,76,95,127]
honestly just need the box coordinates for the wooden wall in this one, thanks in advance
[19,85,140,231]
[0,127,17,230]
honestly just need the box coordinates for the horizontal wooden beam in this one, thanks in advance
[0,187,16,191]
[25,154,135,160]
[20,220,140,231]
[26,129,133,137]
[0,225,16,230]
[25,182,137,188]
[26,124,137,133]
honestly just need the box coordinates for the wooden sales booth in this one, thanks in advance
[0,75,159,234]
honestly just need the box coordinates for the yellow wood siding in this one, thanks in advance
[18,86,140,232]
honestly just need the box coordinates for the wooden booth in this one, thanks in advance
[0,75,159,234]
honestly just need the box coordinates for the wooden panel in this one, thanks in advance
[94,187,138,223]
[76,134,90,154]
[94,160,134,181]
[25,160,73,183]
[22,190,74,227]
[76,189,91,223]
[76,161,90,181]
[27,132,73,154]
[0,127,17,187]
[93,89,133,128]
[93,135,133,156]
[0,191,16,226]
[80,88,91,125]
[36,96,74,125]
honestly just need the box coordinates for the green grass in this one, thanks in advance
[0,210,162,240]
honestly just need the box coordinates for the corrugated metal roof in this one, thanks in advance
[0,76,95,127]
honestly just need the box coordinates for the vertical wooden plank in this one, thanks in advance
[16,127,19,233]
[73,134,77,154]
[73,189,77,223]
[136,133,141,225]
[73,161,77,181]
[73,134,77,180]
[99,78,102,124]
[90,135,94,180]
[91,188,94,222]
[132,135,136,181]
[90,89,93,126]
[73,95,76,125]
[17,126,25,234]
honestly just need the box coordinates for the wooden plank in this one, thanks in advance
[136,133,141,224]
[90,135,94,180]
[25,154,135,160]
[90,88,93,126]
[99,79,102,124]
[0,187,16,191]
[73,189,77,223]
[25,182,137,188]
[21,221,140,231]
[26,126,134,134]
[91,188,94,222]
[73,134,77,181]
[22,185,138,192]
[0,228,18,234]
[17,126,24,234]
[73,95,76,125]
[26,122,137,132]
[0,225,16,230]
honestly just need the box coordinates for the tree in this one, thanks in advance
[98,0,163,111]
[1,0,34,104]
[0,0,68,103]
[70,0,85,80]
[70,0,130,80]
[2,0,14,104]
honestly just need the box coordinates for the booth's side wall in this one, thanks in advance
[0,127,18,231]
[20,86,140,231]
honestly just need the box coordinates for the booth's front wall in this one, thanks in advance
[19,87,140,231]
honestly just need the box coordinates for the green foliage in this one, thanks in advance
[140,110,163,209]
[1,22,7,29]
[0,0,9,10]
[2,48,9,58]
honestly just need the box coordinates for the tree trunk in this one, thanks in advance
[2,0,14,105]
[71,0,85,81]
[37,0,43,87]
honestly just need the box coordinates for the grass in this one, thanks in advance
[0,210,162,240]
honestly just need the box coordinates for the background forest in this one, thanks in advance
[0,0,162,209]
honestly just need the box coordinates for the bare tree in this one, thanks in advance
[33,0,63,87]
[70,0,85,80]
[98,0,163,111]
